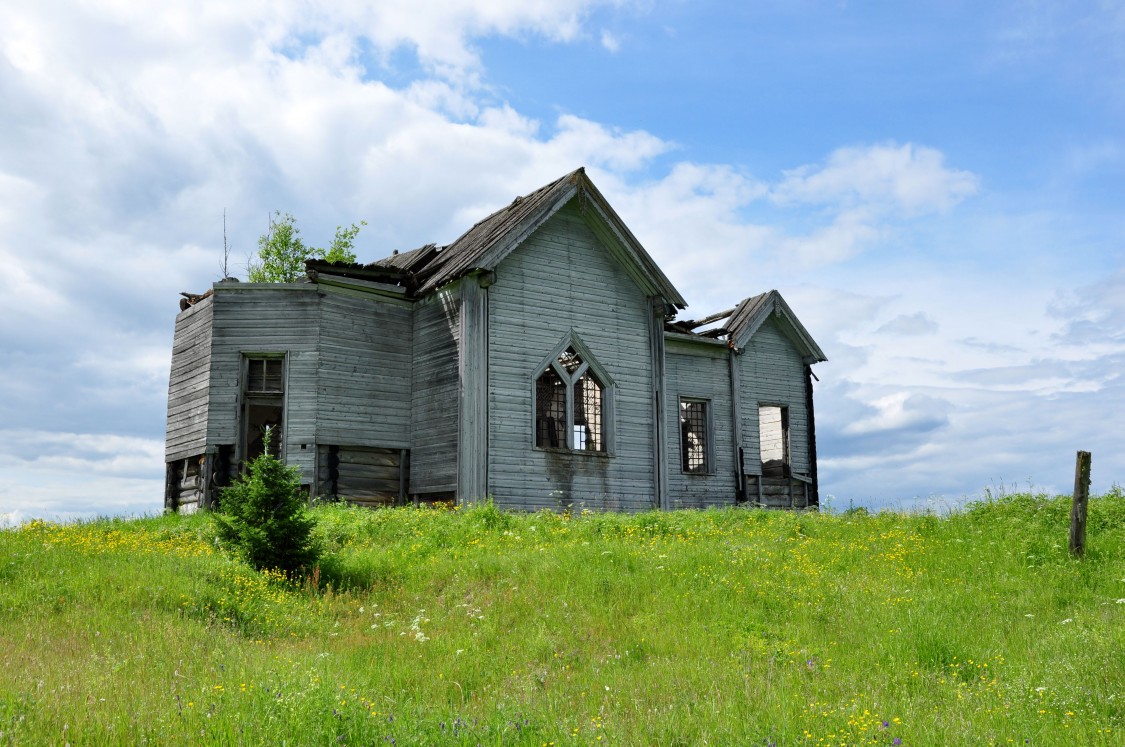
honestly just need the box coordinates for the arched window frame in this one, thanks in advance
[531,332,616,455]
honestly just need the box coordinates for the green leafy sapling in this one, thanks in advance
[247,212,365,282]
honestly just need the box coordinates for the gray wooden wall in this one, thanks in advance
[409,288,461,496]
[205,284,321,480]
[317,289,413,449]
[739,315,811,477]
[664,338,738,508]
[166,298,213,462]
[485,202,658,511]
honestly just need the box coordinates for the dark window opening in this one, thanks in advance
[247,357,284,394]
[535,365,566,448]
[574,372,604,451]
[759,405,789,477]
[534,346,606,452]
[679,399,710,473]
[242,356,285,463]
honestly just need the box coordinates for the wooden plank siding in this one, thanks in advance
[166,298,214,461]
[485,202,658,512]
[206,285,321,481]
[164,174,825,516]
[664,338,738,509]
[316,289,413,449]
[739,315,811,479]
[409,287,461,496]
[317,445,402,506]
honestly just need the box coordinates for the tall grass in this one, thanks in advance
[1,491,1122,745]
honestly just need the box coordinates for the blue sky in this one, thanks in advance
[1,0,1122,523]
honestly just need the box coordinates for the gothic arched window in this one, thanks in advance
[533,336,614,453]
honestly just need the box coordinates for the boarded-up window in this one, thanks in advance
[242,355,285,462]
[534,346,606,452]
[679,398,711,473]
[759,405,789,477]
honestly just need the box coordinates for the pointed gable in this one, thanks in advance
[412,168,687,307]
[728,290,827,363]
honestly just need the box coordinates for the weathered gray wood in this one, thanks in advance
[485,203,658,512]
[457,274,490,502]
[317,291,413,448]
[205,285,320,480]
[410,287,461,495]
[738,316,811,478]
[664,338,737,509]
[165,172,823,516]
[166,298,214,462]
[650,298,669,510]
[728,348,745,502]
[1070,450,1091,558]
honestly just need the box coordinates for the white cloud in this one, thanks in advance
[877,312,939,336]
[600,29,621,52]
[772,142,980,214]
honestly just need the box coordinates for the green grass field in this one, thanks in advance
[1,492,1122,746]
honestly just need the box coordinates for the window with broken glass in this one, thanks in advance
[679,398,712,473]
[242,355,285,462]
[534,346,606,452]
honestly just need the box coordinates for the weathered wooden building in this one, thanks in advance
[165,168,826,513]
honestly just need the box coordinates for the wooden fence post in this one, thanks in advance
[1069,450,1091,558]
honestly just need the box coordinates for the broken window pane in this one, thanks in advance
[247,358,284,393]
[574,371,604,452]
[680,399,709,473]
[534,345,608,452]
[243,355,285,464]
[535,365,566,448]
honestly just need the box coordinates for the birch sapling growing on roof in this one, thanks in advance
[248,211,366,282]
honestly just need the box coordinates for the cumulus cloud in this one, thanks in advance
[877,312,939,336]
[1050,269,1125,347]
[772,142,980,214]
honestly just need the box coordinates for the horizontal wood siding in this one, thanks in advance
[487,202,657,512]
[410,288,460,495]
[739,316,810,477]
[166,299,213,461]
[318,445,401,507]
[207,286,320,481]
[317,290,412,448]
[665,341,737,509]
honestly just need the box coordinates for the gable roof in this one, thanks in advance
[728,290,827,363]
[406,168,687,306]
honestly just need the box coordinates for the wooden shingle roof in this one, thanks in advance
[406,168,687,306]
[728,290,827,362]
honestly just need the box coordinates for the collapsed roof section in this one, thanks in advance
[305,167,687,309]
[189,167,822,361]
[665,290,827,361]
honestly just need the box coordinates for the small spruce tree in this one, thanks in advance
[213,428,319,575]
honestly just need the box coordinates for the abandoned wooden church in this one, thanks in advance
[165,168,827,513]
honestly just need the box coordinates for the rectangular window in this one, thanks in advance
[242,355,285,463]
[759,405,789,477]
[679,398,711,474]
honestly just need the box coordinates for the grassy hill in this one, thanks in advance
[1,492,1122,746]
